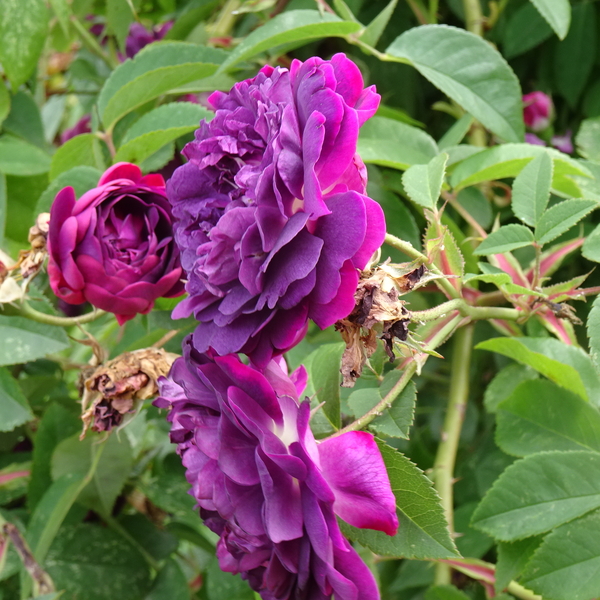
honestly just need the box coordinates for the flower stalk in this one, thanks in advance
[433,323,474,585]
[20,301,106,327]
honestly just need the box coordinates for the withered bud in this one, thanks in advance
[17,213,51,280]
[81,347,178,437]
[337,264,416,387]
[542,300,583,325]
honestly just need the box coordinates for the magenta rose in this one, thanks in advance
[523,91,553,132]
[168,53,385,367]
[47,163,184,324]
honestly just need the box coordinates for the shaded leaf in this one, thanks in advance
[503,2,553,59]
[0,135,51,176]
[0,81,9,128]
[496,379,600,456]
[146,558,191,600]
[534,198,597,245]
[511,152,553,227]
[359,116,438,170]
[588,294,600,371]
[107,0,134,51]
[483,363,538,413]
[35,166,102,214]
[49,134,106,180]
[361,0,398,47]
[473,224,534,255]
[0,0,49,89]
[218,11,360,72]
[521,509,600,600]
[0,367,34,432]
[402,153,448,210]
[386,25,523,142]
[472,451,600,540]
[0,316,69,366]
[495,536,543,593]
[529,0,570,39]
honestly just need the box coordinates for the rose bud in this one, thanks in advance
[47,163,184,324]
[523,91,553,132]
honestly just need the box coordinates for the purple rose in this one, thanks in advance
[523,91,553,132]
[60,114,92,144]
[156,338,398,600]
[551,130,573,154]
[47,163,184,324]
[525,132,546,146]
[168,54,385,367]
[123,21,173,60]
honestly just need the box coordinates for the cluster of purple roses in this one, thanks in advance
[47,54,399,599]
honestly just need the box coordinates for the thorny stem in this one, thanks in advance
[20,301,106,327]
[433,324,474,585]
[329,314,465,437]
[411,298,522,323]
[384,233,460,299]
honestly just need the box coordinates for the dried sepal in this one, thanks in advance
[80,347,178,437]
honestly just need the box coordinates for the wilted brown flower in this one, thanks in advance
[81,347,178,436]
[16,213,50,280]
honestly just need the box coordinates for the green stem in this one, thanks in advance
[208,0,242,38]
[429,0,439,23]
[70,16,118,69]
[411,298,521,323]
[384,233,460,299]
[329,314,465,437]
[20,302,106,327]
[433,324,474,585]
[462,0,483,36]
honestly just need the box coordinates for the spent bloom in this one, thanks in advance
[156,338,398,600]
[47,163,184,324]
[523,91,553,132]
[551,130,574,154]
[168,53,385,366]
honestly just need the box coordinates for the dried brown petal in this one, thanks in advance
[81,347,178,437]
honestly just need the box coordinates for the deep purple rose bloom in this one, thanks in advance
[124,21,173,59]
[523,91,553,132]
[156,338,398,600]
[60,114,92,144]
[48,163,184,324]
[168,53,385,367]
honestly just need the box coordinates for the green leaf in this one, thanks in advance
[438,114,474,150]
[0,173,6,245]
[358,116,439,170]
[205,556,254,600]
[98,42,224,130]
[425,223,464,284]
[0,0,49,89]
[402,153,448,210]
[582,222,600,262]
[450,144,589,194]
[119,514,178,562]
[386,25,523,143]
[473,224,534,255]
[575,116,600,163]
[115,102,213,164]
[45,523,151,600]
[496,379,600,456]
[0,316,69,366]
[49,134,106,180]
[554,3,596,108]
[472,451,600,540]
[0,135,51,176]
[341,440,459,559]
[495,537,543,593]
[304,343,344,429]
[425,585,470,600]
[588,295,600,371]
[35,166,102,214]
[26,473,88,562]
[51,434,134,516]
[2,91,46,149]
[521,509,600,600]
[28,404,81,510]
[218,11,360,72]
[511,152,553,227]
[348,377,416,439]
[534,198,597,245]
[503,2,553,59]
[529,0,570,39]
[483,363,538,413]
[106,0,134,51]
[476,337,597,402]
[0,367,34,432]
[0,81,9,128]
[456,188,492,229]
[146,559,191,600]
[360,0,398,47]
